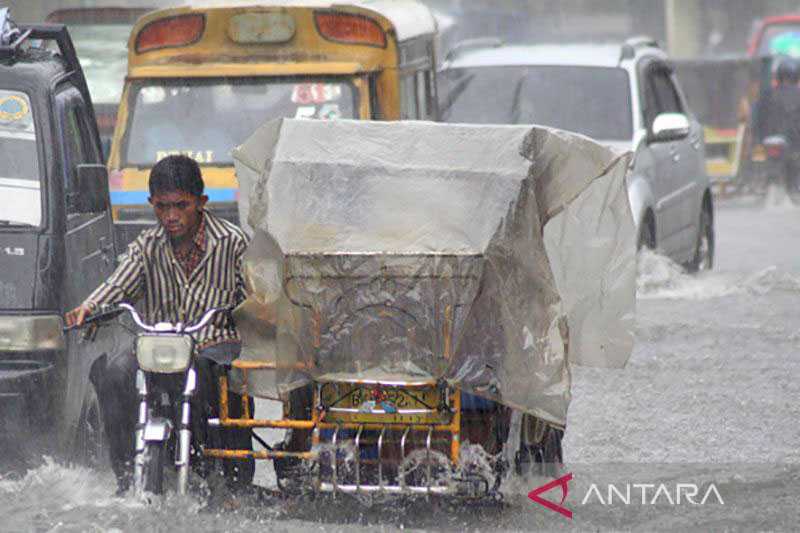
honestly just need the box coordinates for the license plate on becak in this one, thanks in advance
[319,381,445,424]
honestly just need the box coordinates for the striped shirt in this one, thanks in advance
[174,215,206,277]
[85,211,249,349]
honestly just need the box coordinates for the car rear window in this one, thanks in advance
[440,65,633,141]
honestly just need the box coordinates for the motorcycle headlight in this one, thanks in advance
[0,315,64,352]
[136,334,193,373]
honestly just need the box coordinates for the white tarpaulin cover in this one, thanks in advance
[232,118,635,425]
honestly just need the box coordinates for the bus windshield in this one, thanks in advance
[122,77,359,166]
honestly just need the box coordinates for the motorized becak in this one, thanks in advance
[198,118,637,499]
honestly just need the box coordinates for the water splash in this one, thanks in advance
[0,456,117,504]
[455,442,498,487]
[636,250,737,300]
[742,265,800,295]
[0,458,125,531]
[763,182,796,212]
[636,249,800,301]
[398,448,452,489]
[0,458,259,531]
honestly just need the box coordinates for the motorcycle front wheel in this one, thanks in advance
[140,442,166,495]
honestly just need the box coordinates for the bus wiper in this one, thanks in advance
[0,219,34,227]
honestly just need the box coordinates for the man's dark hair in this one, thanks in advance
[149,155,204,197]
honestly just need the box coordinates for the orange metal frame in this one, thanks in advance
[203,361,462,464]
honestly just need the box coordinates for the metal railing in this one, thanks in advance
[204,366,470,496]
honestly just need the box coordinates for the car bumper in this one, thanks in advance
[0,358,56,436]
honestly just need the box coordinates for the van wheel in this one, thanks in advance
[688,207,714,273]
[74,381,109,469]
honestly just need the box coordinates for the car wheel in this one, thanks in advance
[688,207,714,273]
[74,381,109,469]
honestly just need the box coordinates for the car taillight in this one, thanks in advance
[135,13,205,53]
[314,11,386,48]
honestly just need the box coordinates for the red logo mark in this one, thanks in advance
[527,472,573,519]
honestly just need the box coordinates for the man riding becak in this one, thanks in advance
[65,155,254,494]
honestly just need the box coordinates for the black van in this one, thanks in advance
[0,11,121,466]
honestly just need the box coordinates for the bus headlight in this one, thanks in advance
[0,315,64,352]
[136,335,193,373]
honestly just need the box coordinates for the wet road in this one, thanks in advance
[2,197,799,531]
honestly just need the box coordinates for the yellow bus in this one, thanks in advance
[108,1,439,245]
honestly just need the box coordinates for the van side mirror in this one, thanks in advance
[73,164,110,214]
[648,113,690,143]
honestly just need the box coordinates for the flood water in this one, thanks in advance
[2,196,799,531]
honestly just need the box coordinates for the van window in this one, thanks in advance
[0,90,42,226]
[59,89,100,214]
[64,109,85,172]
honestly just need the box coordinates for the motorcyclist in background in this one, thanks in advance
[752,56,800,191]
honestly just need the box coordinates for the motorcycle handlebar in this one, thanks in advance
[62,305,127,332]
[183,306,228,333]
[65,303,232,334]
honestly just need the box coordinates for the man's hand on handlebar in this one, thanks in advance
[65,303,94,328]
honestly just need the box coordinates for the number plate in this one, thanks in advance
[319,382,445,424]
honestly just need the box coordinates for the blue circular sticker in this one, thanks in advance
[0,94,29,121]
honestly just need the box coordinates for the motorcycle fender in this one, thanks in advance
[143,418,173,442]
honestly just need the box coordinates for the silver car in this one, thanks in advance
[439,38,714,271]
